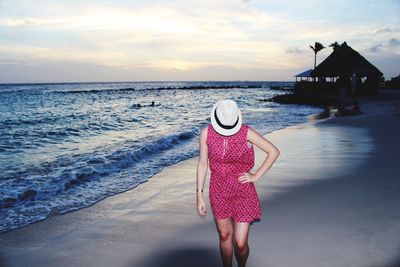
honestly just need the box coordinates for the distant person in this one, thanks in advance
[130,103,141,109]
[351,71,358,98]
[337,75,352,105]
[196,99,280,267]
[151,101,155,106]
[351,70,363,99]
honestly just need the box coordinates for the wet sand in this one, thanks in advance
[1,90,399,267]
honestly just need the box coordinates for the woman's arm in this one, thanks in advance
[238,127,280,184]
[196,127,208,216]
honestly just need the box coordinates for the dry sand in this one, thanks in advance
[1,90,399,267]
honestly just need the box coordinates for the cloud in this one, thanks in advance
[389,38,400,47]
[0,17,64,26]
[0,44,126,66]
[375,27,400,34]
[366,38,400,54]
[0,2,290,71]
[0,0,399,81]
[286,47,306,54]
[369,44,383,53]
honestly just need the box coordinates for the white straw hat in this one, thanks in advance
[210,99,242,136]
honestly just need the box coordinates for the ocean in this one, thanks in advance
[0,81,322,232]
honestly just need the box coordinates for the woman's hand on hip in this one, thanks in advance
[197,197,207,217]
[238,172,258,184]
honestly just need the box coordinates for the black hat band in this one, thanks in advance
[214,108,239,130]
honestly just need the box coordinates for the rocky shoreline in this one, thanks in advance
[261,92,341,107]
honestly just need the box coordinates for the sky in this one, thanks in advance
[0,0,399,83]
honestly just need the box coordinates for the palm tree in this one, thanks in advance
[329,41,340,51]
[309,42,325,69]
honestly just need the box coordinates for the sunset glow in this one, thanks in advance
[0,0,399,82]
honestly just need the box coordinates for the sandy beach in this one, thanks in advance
[1,90,400,267]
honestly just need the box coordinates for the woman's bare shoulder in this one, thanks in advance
[200,126,209,139]
[246,126,261,139]
[200,126,208,134]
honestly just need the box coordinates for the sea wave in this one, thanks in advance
[1,127,199,206]
[0,126,201,232]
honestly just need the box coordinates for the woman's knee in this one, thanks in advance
[218,229,233,242]
[216,218,234,242]
[234,238,248,251]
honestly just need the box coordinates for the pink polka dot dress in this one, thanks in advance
[207,124,262,223]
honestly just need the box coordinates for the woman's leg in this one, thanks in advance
[215,218,234,267]
[233,221,251,267]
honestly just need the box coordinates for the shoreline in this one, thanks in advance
[1,81,311,234]
[1,90,400,267]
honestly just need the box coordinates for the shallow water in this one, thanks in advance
[0,81,322,232]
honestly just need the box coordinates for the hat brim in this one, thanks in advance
[210,100,242,136]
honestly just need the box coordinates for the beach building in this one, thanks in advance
[294,69,313,82]
[295,42,383,97]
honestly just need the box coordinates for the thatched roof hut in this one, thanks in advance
[311,42,383,78]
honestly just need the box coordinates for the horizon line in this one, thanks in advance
[0,80,294,85]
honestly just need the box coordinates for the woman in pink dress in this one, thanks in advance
[196,99,280,267]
